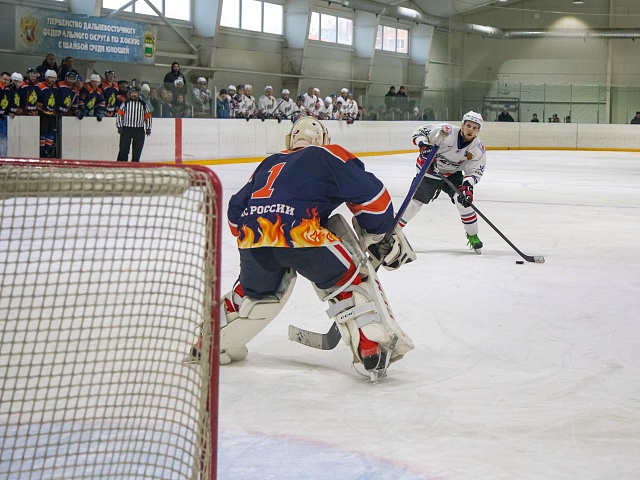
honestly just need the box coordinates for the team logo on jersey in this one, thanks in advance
[479,143,486,153]
[465,151,474,160]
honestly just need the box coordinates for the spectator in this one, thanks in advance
[215,88,230,118]
[275,88,294,121]
[422,105,435,121]
[79,74,105,120]
[410,106,421,120]
[395,86,408,114]
[384,86,396,110]
[139,83,154,114]
[531,113,540,122]
[550,113,560,123]
[159,89,174,117]
[257,85,277,120]
[497,108,515,122]
[192,77,212,117]
[163,61,185,90]
[18,68,40,117]
[631,111,640,124]
[116,86,152,163]
[102,70,119,117]
[56,71,79,117]
[564,115,571,123]
[226,85,237,117]
[171,93,191,118]
[58,57,75,80]
[36,53,58,81]
[149,86,160,113]
[37,70,58,157]
[171,76,187,102]
[241,84,257,120]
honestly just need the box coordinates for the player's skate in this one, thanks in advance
[466,233,483,254]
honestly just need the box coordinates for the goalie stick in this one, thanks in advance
[438,173,545,264]
[288,145,440,350]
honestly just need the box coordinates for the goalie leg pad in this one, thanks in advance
[318,215,414,363]
[220,269,297,363]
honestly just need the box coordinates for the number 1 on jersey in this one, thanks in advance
[252,162,286,199]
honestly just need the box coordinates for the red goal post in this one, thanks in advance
[0,158,221,479]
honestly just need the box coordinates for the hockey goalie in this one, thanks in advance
[189,117,416,381]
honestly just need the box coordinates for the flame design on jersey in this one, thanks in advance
[237,214,288,248]
[0,97,7,110]
[290,208,339,247]
[236,209,339,248]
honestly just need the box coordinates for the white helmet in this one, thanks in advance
[462,111,483,128]
[286,117,330,150]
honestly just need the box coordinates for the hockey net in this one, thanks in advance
[0,158,221,480]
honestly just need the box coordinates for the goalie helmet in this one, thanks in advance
[462,111,483,128]
[286,117,330,150]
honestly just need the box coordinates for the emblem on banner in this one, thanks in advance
[20,15,39,45]
[143,32,155,58]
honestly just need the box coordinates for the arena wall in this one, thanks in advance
[5,117,640,164]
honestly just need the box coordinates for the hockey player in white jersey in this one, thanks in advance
[274,89,294,121]
[336,88,358,123]
[400,111,487,253]
[257,85,277,120]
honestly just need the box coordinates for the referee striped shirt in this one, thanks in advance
[116,99,152,129]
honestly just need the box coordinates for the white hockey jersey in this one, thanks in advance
[412,123,486,186]
[275,97,295,117]
[257,94,277,116]
[337,97,358,119]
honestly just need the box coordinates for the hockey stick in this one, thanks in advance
[438,173,545,264]
[288,146,441,350]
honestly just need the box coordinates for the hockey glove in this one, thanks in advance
[77,110,84,120]
[419,144,433,161]
[363,227,416,271]
[457,181,474,207]
[433,124,452,146]
[117,127,123,135]
[96,113,103,122]
[146,129,151,137]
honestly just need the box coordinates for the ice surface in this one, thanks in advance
[211,150,640,480]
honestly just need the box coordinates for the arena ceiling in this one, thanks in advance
[383,0,502,18]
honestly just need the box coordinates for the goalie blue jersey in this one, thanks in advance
[228,144,394,249]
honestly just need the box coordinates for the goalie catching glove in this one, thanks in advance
[362,225,416,271]
[457,181,474,207]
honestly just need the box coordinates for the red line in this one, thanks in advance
[175,117,182,164]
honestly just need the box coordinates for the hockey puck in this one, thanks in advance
[515,260,524,264]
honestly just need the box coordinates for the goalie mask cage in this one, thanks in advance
[0,158,221,480]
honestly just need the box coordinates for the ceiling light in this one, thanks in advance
[573,0,584,4]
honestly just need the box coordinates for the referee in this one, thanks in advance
[115,86,152,162]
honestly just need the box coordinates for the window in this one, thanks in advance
[309,12,353,46]
[221,0,283,35]
[376,25,409,53]
[103,0,190,21]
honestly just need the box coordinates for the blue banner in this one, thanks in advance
[16,7,157,65]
